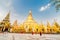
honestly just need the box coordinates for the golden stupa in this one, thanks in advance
[10,10,60,33]
[21,10,40,33]
[46,21,52,33]
[52,20,60,33]
[39,22,46,33]
[0,12,10,32]
[10,20,20,32]
[0,10,60,34]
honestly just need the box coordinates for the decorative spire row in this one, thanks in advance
[0,10,59,34]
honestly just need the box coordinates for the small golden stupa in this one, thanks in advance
[0,12,10,32]
[0,10,60,34]
[10,10,60,33]
[10,20,20,32]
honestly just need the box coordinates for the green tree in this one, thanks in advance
[50,0,60,11]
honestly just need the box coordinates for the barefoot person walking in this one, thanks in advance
[40,32,42,36]
[32,31,34,35]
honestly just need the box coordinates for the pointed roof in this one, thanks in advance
[23,10,39,26]
[47,21,51,28]
[12,20,18,27]
[40,21,45,28]
[47,21,50,25]
[12,20,20,29]
[54,19,57,24]
[27,10,33,20]
[53,19,59,27]
[25,10,35,22]
[3,12,10,22]
[5,12,10,19]
[0,12,10,28]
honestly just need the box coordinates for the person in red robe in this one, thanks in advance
[32,31,34,35]
[40,32,42,36]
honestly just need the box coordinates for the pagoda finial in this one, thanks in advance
[3,11,10,21]
[5,12,10,19]
[8,10,10,14]
[40,21,43,25]
[27,10,33,20]
[13,20,17,25]
[47,20,51,27]
[29,10,32,16]
[29,10,32,14]
[47,20,50,24]
[54,19,58,24]
[54,19,57,22]
[54,19,57,24]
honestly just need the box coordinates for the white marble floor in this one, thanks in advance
[0,33,60,40]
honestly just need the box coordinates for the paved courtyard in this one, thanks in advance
[0,33,60,40]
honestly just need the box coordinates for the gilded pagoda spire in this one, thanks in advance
[1,11,10,31]
[53,19,59,27]
[23,10,39,24]
[3,11,10,22]
[47,21,51,27]
[27,10,33,20]
[47,21,52,33]
[22,10,39,32]
[5,12,10,20]
[24,10,37,23]
[12,20,18,27]
[40,21,44,27]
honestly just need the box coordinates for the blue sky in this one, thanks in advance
[0,0,60,25]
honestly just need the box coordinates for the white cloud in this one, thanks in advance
[0,0,25,24]
[40,3,51,11]
[2,0,12,7]
[0,0,21,24]
[0,0,12,20]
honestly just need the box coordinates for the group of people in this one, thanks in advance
[32,32,42,36]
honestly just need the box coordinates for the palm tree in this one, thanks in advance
[50,0,60,11]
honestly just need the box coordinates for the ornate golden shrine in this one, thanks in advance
[0,10,60,34]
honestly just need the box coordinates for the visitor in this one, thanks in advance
[32,32,34,35]
[40,32,42,36]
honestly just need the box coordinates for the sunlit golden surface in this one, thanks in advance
[0,10,60,34]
